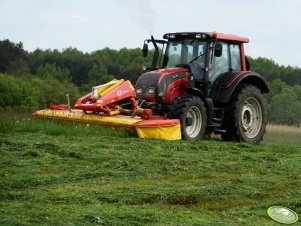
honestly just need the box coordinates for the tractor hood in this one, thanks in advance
[151,67,189,77]
[135,67,189,102]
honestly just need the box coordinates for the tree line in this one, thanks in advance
[0,39,300,125]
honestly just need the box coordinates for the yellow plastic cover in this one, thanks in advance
[135,124,181,140]
[91,79,124,98]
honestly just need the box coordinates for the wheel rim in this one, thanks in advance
[241,97,262,139]
[185,106,202,138]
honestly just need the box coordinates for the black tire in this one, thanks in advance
[222,85,267,144]
[168,95,207,140]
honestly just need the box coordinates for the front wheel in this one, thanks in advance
[222,85,267,144]
[169,96,207,140]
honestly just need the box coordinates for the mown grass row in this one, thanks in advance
[0,114,301,225]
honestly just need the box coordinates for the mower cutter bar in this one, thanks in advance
[33,109,143,128]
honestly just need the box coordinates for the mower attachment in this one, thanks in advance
[33,79,181,140]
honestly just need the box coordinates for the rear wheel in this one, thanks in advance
[222,85,267,144]
[169,96,207,140]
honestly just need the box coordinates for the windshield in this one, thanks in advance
[165,40,207,68]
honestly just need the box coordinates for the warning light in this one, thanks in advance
[211,31,218,38]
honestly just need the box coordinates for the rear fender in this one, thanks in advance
[210,71,269,103]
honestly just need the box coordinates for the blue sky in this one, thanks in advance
[1,0,300,67]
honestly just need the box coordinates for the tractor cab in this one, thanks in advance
[139,32,250,97]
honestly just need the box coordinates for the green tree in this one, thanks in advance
[81,64,115,93]
[59,48,92,86]
[249,56,301,86]
[0,73,40,112]
[293,85,301,102]
[267,79,301,125]
[0,73,80,112]
[36,63,71,82]
[0,39,28,74]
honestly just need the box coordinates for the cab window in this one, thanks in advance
[209,43,242,81]
[230,44,241,71]
[209,43,229,81]
[165,40,206,68]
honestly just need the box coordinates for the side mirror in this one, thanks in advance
[214,42,223,57]
[142,43,148,57]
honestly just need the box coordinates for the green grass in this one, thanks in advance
[0,114,300,225]
[0,113,133,138]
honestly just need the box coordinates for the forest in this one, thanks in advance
[0,39,300,125]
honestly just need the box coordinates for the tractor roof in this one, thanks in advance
[163,32,249,43]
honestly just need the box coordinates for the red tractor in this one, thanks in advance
[135,32,268,143]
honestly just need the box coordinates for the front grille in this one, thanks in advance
[135,72,160,98]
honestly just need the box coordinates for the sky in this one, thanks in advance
[1,0,301,67]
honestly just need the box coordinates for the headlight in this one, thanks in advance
[136,87,142,95]
[148,87,155,94]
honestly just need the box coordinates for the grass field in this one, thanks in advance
[0,114,300,225]
[263,124,301,146]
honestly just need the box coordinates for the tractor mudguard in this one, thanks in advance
[210,71,269,104]
[182,88,215,124]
